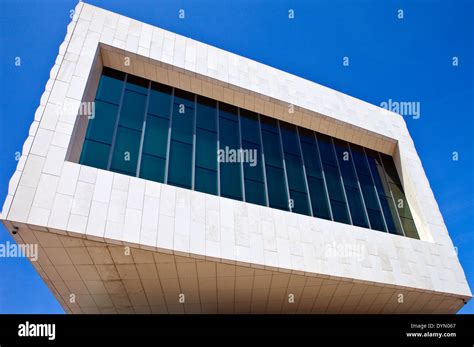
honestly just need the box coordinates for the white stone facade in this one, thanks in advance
[0,2,470,313]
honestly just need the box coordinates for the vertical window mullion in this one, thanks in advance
[378,152,407,237]
[216,100,221,196]
[106,73,128,171]
[276,120,292,212]
[257,114,269,207]
[163,88,175,184]
[362,147,389,233]
[191,94,197,190]
[330,137,353,225]
[136,80,152,177]
[313,132,334,221]
[237,108,246,202]
[296,127,313,217]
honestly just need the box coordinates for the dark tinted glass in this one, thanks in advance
[110,127,141,176]
[148,82,172,118]
[366,150,404,236]
[168,141,192,188]
[334,139,369,228]
[380,154,419,239]
[196,96,217,131]
[167,90,195,189]
[195,96,217,195]
[126,74,149,95]
[140,154,166,183]
[142,115,169,158]
[219,104,242,200]
[350,144,386,232]
[195,167,217,195]
[119,90,147,131]
[317,134,350,224]
[280,122,310,215]
[80,68,419,239]
[265,165,289,210]
[240,110,266,206]
[85,101,118,144]
[261,116,288,211]
[171,107,193,144]
[298,128,331,219]
[80,140,110,170]
[196,128,217,170]
[95,67,125,105]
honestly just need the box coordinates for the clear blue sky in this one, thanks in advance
[0,0,472,314]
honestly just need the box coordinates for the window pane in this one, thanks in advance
[260,115,279,134]
[219,102,238,121]
[139,154,165,183]
[195,96,218,196]
[195,167,217,195]
[350,144,386,232]
[196,128,217,171]
[242,141,264,182]
[240,110,260,144]
[345,187,368,228]
[96,67,125,105]
[261,130,283,168]
[285,153,310,215]
[300,142,323,179]
[126,74,148,95]
[317,135,349,224]
[285,153,306,192]
[265,165,289,210]
[119,90,147,131]
[351,144,371,176]
[220,163,242,200]
[324,165,350,224]
[381,154,419,239]
[85,101,118,144]
[110,126,141,176]
[261,116,288,211]
[324,165,346,203]
[391,184,412,219]
[367,208,386,232]
[80,139,110,170]
[359,178,385,231]
[174,89,195,109]
[334,140,369,228]
[148,82,172,118]
[240,110,266,206]
[196,96,217,131]
[401,217,419,239]
[142,115,169,158]
[219,107,242,201]
[307,176,331,220]
[171,104,194,145]
[317,133,338,166]
[366,150,403,235]
[245,179,266,206]
[298,129,330,219]
[168,141,192,188]
[331,200,349,224]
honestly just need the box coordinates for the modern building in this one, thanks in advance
[1,2,471,314]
